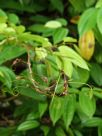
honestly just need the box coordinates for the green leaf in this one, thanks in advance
[90,63,102,86]
[63,37,77,43]
[97,8,102,34]
[0,9,7,23]
[8,13,20,24]
[17,120,39,131]
[78,8,97,36]
[63,94,76,129]
[82,117,102,127]
[16,85,46,101]
[79,90,96,117]
[50,0,64,13]
[55,127,66,136]
[0,45,26,64]
[0,66,15,89]
[38,102,48,117]
[29,24,48,33]
[98,124,102,136]
[56,18,67,26]
[0,127,15,136]
[85,0,96,7]
[70,67,89,88]
[49,97,64,125]
[58,46,89,70]
[73,129,83,136]
[69,0,86,13]
[45,20,62,28]
[94,27,102,46]
[96,0,102,8]
[62,58,73,78]
[18,33,52,47]
[40,126,50,136]
[53,28,68,44]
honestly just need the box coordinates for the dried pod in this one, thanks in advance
[79,30,95,61]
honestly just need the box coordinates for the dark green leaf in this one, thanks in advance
[90,63,102,86]
[50,0,64,13]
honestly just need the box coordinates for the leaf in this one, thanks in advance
[45,20,62,28]
[29,24,48,33]
[94,27,102,46]
[53,28,68,44]
[90,63,102,86]
[63,94,76,129]
[0,127,15,136]
[40,126,50,136]
[82,117,102,127]
[73,129,83,136]
[63,37,77,43]
[58,46,89,70]
[97,8,102,34]
[16,86,47,101]
[98,124,102,136]
[62,58,73,78]
[56,18,67,26]
[0,9,7,23]
[49,97,64,125]
[0,66,16,89]
[38,102,48,117]
[70,67,89,88]
[50,0,64,13]
[0,44,26,64]
[18,33,52,47]
[95,0,102,8]
[17,120,39,131]
[78,8,97,36]
[85,0,96,7]
[55,127,66,136]
[8,13,20,24]
[69,0,86,13]
[79,90,96,117]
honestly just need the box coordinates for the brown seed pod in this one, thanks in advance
[79,30,95,61]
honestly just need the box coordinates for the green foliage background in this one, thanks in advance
[0,0,102,136]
